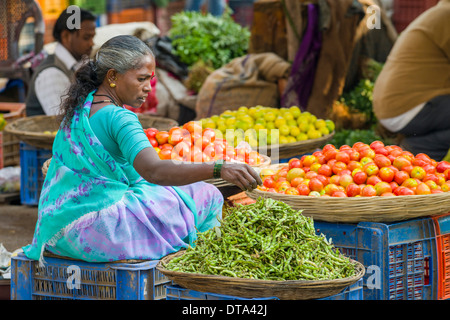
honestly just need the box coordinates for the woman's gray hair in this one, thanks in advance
[94,35,154,81]
[59,35,154,128]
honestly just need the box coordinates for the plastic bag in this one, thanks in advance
[0,166,20,193]
[145,36,189,80]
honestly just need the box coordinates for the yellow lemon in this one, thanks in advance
[283,112,294,122]
[309,114,317,124]
[319,127,330,136]
[307,128,321,139]
[298,121,310,133]
[274,117,287,128]
[217,124,227,133]
[225,117,236,128]
[203,119,216,129]
[279,124,290,136]
[296,133,309,141]
[253,123,265,132]
[287,119,297,127]
[238,106,249,113]
[289,106,301,118]
[289,126,300,137]
[267,132,279,145]
[286,136,297,143]
[264,112,276,122]
[325,119,335,132]
[279,136,289,145]
[297,114,310,125]
[266,121,275,130]
[314,119,327,130]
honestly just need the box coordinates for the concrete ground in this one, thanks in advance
[0,203,37,253]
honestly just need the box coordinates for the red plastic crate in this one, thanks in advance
[392,0,439,33]
[107,7,154,24]
[432,212,450,300]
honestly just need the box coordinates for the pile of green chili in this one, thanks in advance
[165,198,356,281]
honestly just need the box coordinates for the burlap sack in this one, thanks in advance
[195,53,291,119]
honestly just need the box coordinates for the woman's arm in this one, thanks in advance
[133,146,262,191]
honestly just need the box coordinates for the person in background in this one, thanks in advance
[184,0,225,16]
[23,35,261,264]
[25,8,96,116]
[372,0,450,161]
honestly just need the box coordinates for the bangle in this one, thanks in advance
[213,159,224,179]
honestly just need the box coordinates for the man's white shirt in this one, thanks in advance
[34,43,78,115]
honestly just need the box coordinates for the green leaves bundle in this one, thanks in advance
[169,10,251,70]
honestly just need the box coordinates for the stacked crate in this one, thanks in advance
[392,0,439,33]
[314,218,437,300]
[10,252,171,300]
[106,0,154,24]
[19,143,51,206]
[36,0,69,44]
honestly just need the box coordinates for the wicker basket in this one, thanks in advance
[156,251,365,300]
[5,114,178,150]
[258,131,334,160]
[246,164,450,223]
[204,154,271,188]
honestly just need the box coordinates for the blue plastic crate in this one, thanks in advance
[10,252,171,300]
[165,284,279,300]
[314,217,438,300]
[19,143,52,206]
[165,279,362,300]
[319,278,363,300]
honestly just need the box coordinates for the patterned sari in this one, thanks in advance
[23,91,223,265]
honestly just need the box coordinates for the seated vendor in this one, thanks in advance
[372,0,450,161]
[23,35,262,264]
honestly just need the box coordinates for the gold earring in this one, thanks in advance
[110,83,116,88]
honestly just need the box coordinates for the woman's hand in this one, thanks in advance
[220,162,263,192]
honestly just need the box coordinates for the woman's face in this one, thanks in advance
[115,54,156,108]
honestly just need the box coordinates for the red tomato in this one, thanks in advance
[361,185,377,197]
[159,148,172,160]
[263,177,276,188]
[149,138,158,148]
[155,131,169,145]
[378,167,395,183]
[202,128,216,143]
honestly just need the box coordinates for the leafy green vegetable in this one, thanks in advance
[164,198,356,281]
[169,9,251,69]
[329,128,388,148]
[340,79,376,126]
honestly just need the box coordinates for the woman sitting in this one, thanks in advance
[23,35,262,265]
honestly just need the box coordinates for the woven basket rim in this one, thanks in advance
[204,154,271,187]
[4,114,178,150]
[246,188,450,223]
[156,250,365,299]
[257,131,335,159]
[266,131,335,150]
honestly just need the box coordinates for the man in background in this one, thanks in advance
[373,0,450,161]
[26,8,96,116]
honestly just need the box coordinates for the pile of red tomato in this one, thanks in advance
[144,121,265,165]
[258,141,450,197]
